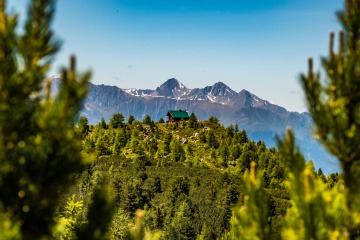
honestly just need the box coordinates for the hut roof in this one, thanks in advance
[166,110,190,119]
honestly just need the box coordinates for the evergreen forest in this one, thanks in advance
[0,0,359,239]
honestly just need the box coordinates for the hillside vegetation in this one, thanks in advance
[57,114,337,239]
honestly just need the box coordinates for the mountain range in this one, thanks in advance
[57,78,338,173]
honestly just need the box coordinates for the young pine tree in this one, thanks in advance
[226,0,360,239]
[300,0,360,208]
[78,116,90,135]
[188,112,198,129]
[0,0,115,238]
[109,113,125,129]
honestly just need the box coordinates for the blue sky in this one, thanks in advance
[8,0,343,113]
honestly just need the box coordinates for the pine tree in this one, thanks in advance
[207,130,219,149]
[163,132,173,154]
[234,124,239,133]
[230,143,242,161]
[225,163,271,240]
[158,118,165,124]
[78,116,90,135]
[170,139,186,162]
[169,200,196,239]
[238,130,248,144]
[277,129,349,240]
[143,114,152,125]
[208,116,219,126]
[109,112,124,129]
[112,128,127,155]
[128,115,135,124]
[218,142,230,167]
[0,0,115,238]
[95,133,111,155]
[0,0,91,237]
[300,0,360,208]
[226,1,360,239]
[226,124,234,138]
[188,112,198,129]
[100,117,108,129]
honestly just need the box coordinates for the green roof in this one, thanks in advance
[167,110,189,119]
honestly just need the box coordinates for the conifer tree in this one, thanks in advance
[226,1,360,239]
[188,112,198,129]
[128,115,135,124]
[300,0,360,207]
[277,129,349,239]
[207,130,219,148]
[100,117,108,129]
[0,0,116,238]
[218,142,230,167]
[225,163,271,240]
[109,113,124,129]
[78,116,90,135]
[143,115,152,125]
[208,116,219,126]
[170,139,186,162]
[158,118,165,124]
[168,200,196,239]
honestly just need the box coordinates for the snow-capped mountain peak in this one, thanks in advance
[209,82,236,97]
[153,78,190,98]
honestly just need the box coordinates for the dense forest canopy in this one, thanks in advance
[71,115,290,239]
[0,0,359,239]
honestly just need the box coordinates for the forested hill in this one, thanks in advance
[65,114,339,239]
[80,114,284,173]
[55,77,338,173]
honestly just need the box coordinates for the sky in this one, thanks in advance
[7,0,343,113]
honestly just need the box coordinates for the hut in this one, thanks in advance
[166,110,190,122]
